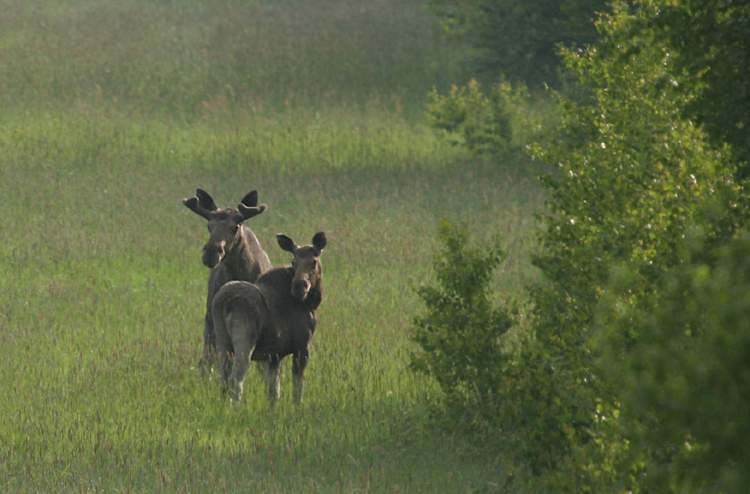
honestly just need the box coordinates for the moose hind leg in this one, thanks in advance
[217,349,233,396]
[292,349,309,403]
[228,346,254,403]
[222,305,261,403]
[214,313,234,397]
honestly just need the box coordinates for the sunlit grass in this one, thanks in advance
[0,0,546,491]
[0,112,543,491]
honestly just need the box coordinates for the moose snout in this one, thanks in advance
[291,279,311,300]
[203,242,226,268]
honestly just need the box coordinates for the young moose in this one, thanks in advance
[212,232,327,403]
[183,188,272,374]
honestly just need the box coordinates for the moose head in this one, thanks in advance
[183,188,267,269]
[277,232,326,302]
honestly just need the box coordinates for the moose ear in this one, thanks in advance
[277,234,298,254]
[236,203,267,222]
[183,196,212,220]
[312,232,327,254]
[195,188,218,211]
[240,190,259,207]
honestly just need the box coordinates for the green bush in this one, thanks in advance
[598,230,750,493]
[648,0,750,179]
[426,78,555,158]
[418,1,750,491]
[410,219,515,433]
[426,80,512,155]
[520,1,746,490]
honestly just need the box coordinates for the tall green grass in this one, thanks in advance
[0,0,468,117]
[0,0,545,491]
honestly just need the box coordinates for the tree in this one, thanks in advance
[410,219,515,435]
[428,0,611,87]
[599,230,750,494]
[649,0,750,179]
[420,1,750,490]
[425,78,547,157]
[523,1,745,488]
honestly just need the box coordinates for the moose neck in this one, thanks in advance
[222,227,254,279]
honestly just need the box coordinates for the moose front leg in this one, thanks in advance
[265,355,282,403]
[292,349,309,403]
[199,311,217,376]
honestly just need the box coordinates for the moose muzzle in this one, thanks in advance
[203,241,226,269]
[291,278,311,301]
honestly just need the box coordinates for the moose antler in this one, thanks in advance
[235,203,268,223]
[195,188,218,211]
[184,188,220,220]
[184,188,267,222]
[183,197,212,220]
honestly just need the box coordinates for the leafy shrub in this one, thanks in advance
[410,219,515,432]
[520,1,746,490]
[649,0,750,179]
[419,2,750,491]
[426,78,554,157]
[410,220,604,483]
[598,230,750,494]
[450,0,747,489]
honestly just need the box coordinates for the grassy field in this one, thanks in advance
[0,0,545,492]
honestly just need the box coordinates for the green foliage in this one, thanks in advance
[534,0,740,337]
[426,80,511,155]
[599,231,750,493]
[412,213,613,480]
[426,78,557,158]
[514,0,746,490]
[647,0,750,179]
[427,0,611,87]
[410,219,515,431]
[418,1,750,491]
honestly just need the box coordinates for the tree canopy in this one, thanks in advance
[420,0,750,491]
[428,0,612,87]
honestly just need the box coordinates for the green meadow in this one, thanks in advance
[0,0,544,491]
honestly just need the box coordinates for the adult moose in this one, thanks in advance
[183,188,272,374]
[212,232,327,404]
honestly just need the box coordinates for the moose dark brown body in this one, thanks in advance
[183,188,272,373]
[212,232,326,403]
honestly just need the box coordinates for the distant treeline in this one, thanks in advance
[427,0,611,88]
